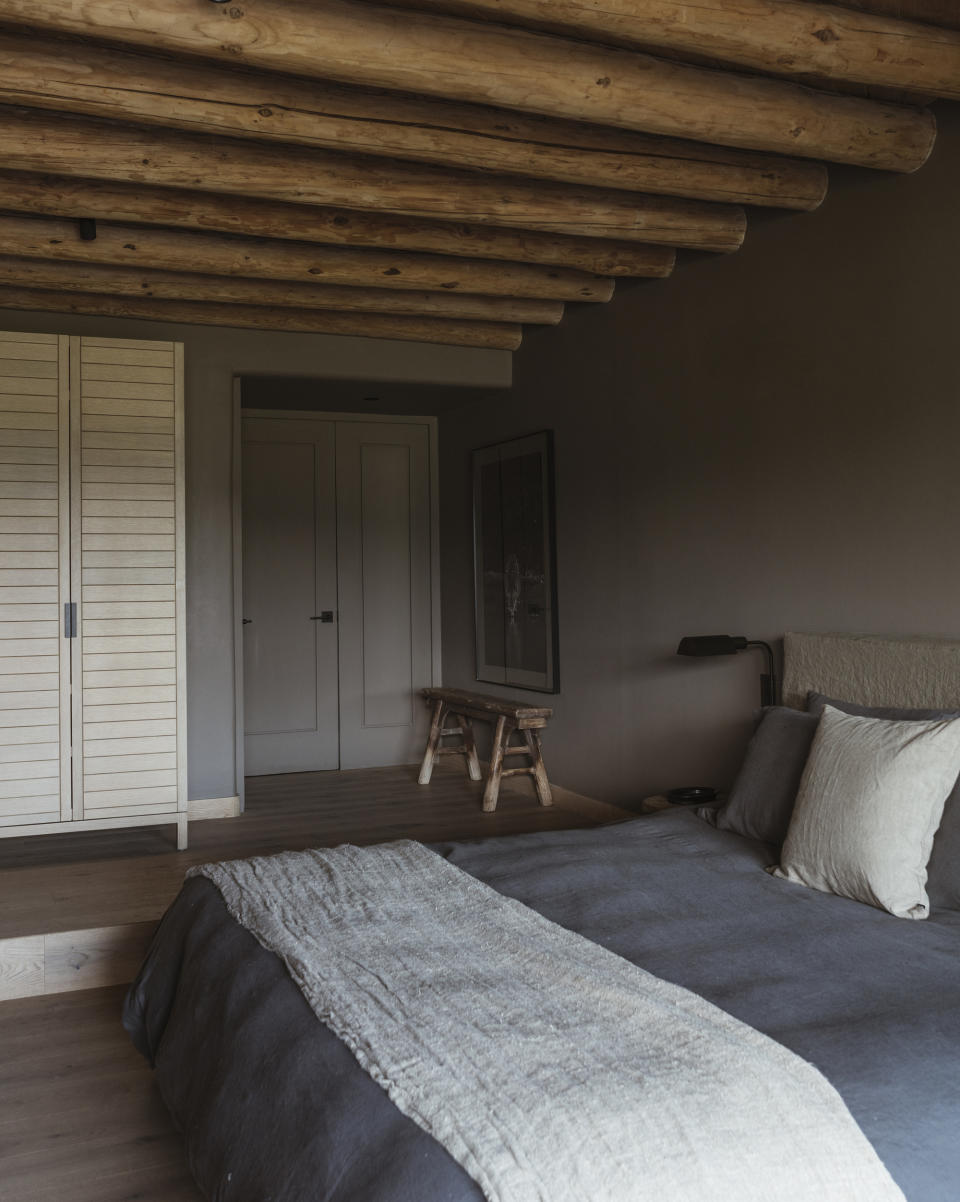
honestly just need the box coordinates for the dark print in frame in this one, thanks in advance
[473,430,559,693]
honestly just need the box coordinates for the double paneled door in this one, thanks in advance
[242,415,435,775]
[0,331,187,848]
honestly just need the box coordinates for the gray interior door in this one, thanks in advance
[336,421,434,769]
[242,418,339,774]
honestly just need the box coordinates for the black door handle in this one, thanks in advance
[242,618,252,625]
[310,612,335,623]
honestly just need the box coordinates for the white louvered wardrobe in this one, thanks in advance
[0,330,187,849]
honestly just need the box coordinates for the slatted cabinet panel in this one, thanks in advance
[0,333,69,827]
[73,338,186,837]
[0,332,186,847]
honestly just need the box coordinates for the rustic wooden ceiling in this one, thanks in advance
[0,0,956,350]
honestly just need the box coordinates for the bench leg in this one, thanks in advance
[418,699,447,785]
[482,715,509,813]
[456,715,482,782]
[176,815,189,851]
[524,730,553,808]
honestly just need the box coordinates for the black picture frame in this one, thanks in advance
[472,430,559,693]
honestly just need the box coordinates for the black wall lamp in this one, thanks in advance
[676,635,778,707]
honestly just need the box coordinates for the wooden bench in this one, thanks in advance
[418,688,553,813]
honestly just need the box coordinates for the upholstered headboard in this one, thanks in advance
[782,632,960,712]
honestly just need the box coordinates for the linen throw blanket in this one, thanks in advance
[191,841,905,1202]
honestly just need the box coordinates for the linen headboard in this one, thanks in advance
[782,632,960,712]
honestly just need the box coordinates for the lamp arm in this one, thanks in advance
[747,640,778,706]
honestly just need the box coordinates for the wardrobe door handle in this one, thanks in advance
[311,612,335,623]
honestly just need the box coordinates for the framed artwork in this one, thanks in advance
[472,430,559,693]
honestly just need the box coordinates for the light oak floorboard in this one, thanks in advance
[0,984,201,1202]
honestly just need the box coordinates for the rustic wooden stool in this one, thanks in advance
[418,687,554,813]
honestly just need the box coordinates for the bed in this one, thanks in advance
[123,633,960,1202]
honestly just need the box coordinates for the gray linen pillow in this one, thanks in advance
[708,707,819,845]
[773,706,960,919]
[808,692,960,911]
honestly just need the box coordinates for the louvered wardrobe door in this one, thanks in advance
[0,332,70,828]
[72,337,186,823]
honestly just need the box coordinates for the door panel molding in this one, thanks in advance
[336,424,433,767]
[233,402,440,786]
[241,418,339,775]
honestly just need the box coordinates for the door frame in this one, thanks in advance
[231,392,442,808]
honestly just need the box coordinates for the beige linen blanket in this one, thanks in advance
[192,841,905,1202]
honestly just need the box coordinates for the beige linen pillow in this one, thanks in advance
[772,705,960,919]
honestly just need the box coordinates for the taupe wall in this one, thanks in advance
[439,103,960,806]
[0,310,511,800]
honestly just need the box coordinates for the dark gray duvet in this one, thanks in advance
[124,809,960,1202]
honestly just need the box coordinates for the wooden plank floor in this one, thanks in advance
[0,762,624,940]
[0,985,201,1202]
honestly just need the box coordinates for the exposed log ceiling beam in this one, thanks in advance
[831,1,960,31]
[0,2,954,353]
[0,214,615,304]
[0,173,675,280]
[377,0,960,100]
[0,256,564,326]
[0,109,745,253]
[0,33,827,212]
[0,286,523,350]
[0,0,935,170]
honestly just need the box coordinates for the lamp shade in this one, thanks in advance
[676,635,749,656]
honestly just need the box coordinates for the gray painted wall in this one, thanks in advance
[439,103,960,807]
[0,309,511,799]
